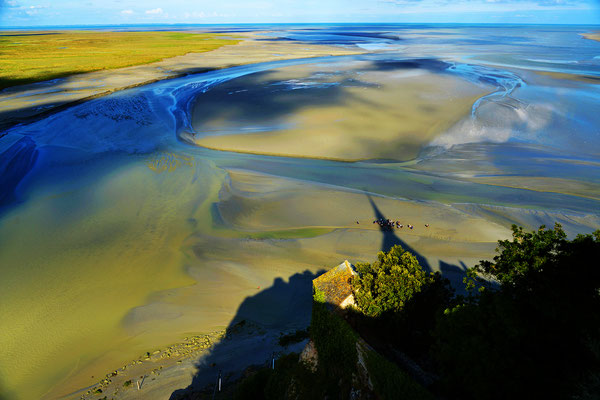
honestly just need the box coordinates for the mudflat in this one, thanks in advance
[191,62,490,161]
[0,33,364,130]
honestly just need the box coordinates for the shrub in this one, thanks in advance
[279,329,310,347]
[350,245,452,358]
[364,348,434,400]
[310,288,358,398]
[352,245,439,317]
[234,353,323,400]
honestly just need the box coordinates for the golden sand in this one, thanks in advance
[192,62,489,161]
[583,33,600,42]
[0,154,222,399]
[219,169,510,244]
[0,158,510,399]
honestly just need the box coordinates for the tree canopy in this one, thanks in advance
[352,245,437,317]
[435,224,600,399]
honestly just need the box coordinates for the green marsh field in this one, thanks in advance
[0,31,238,89]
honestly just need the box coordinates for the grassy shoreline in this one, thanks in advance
[0,35,365,132]
[0,31,239,90]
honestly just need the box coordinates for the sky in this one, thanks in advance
[0,0,599,27]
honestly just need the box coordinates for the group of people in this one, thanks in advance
[369,218,429,230]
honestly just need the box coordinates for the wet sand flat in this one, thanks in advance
[218,169,510,244]
[67,159,600,399]
[24,161,508,399]
[65,167,510,399]
[535,70,600,85]
[466,176,600,201]
[192,62,490,161]
[0,155,223,399]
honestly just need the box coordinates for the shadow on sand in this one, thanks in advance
[367,193,432,273]
[367,193,474,294]
[169,269,324,399]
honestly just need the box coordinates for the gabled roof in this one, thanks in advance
[313,260,357,307]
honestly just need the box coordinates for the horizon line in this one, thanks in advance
[1,21,599,30]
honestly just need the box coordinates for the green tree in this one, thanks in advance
[352,245,440,317]
[351,245,452,359]
[434,224,600,399]
[472,223,567,288]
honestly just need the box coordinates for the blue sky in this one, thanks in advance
[1,0,599,27]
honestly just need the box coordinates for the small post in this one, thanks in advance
[212,369,221,400]
[137,375,146,390]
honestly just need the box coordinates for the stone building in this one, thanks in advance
[312,260,357,310]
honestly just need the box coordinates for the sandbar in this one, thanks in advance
[191,62,490,161]
[582,32,600,42]
[535,70,600,85]
[466,176,600,201]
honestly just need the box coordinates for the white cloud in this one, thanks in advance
[183,11,206,19]
[120,9,133,15]
[145,7,163,15]
[22,4,47,16]
[381,0,591,8]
